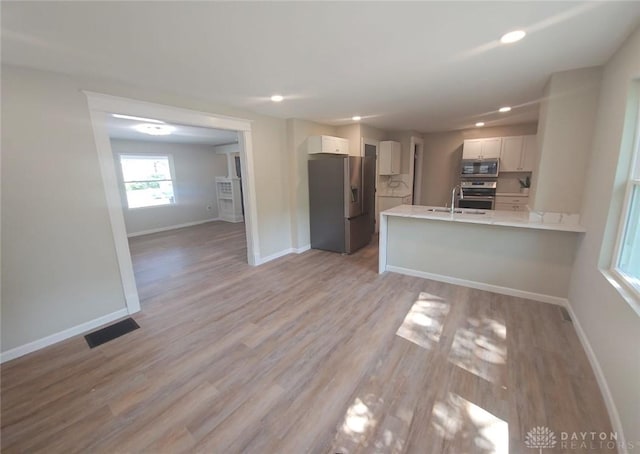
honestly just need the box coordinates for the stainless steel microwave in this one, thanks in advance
[460,158,499,178]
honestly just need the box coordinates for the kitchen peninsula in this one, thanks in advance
[379,205,586,305]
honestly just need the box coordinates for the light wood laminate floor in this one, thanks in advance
[1,221,613,453]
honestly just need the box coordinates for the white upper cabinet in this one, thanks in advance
[481,138,502,159]
[499,136,525,171]
[499,135,537,172]
[379,141,402,175]
[462,138,502,160]
[462,140,482,159]
[308,135,349,155]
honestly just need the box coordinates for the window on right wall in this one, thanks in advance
[612,111,640,299]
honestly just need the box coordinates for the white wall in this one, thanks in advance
[110,139,228,235]
[1,64,291,354]
[531,67,602,214]
[567,27,640,445]
[421,123,538,207]
[212,143,241,178]
[1,67,127,351]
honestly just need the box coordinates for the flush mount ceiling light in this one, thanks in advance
[500,30,526,44]
[112,113,164,124]
[499,106,512,113]
[352,116,362,121]
[270,94,284,102]
[133,123,176,136]
[475,122,485,127]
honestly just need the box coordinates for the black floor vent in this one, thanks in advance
[559,307,573,322]
[84,318,140,348]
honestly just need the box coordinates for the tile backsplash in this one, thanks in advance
[497,171,531,193]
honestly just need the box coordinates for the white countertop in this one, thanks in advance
[496,192,529,197]
[377,192,412,198]
[381,205,586,233]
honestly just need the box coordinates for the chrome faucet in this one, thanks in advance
[451,185,463,213]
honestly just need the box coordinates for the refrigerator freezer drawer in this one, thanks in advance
[346,215,372,254]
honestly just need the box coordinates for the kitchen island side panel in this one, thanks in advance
[386,216,579,299]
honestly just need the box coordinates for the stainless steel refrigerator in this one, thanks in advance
[308,155,375,254]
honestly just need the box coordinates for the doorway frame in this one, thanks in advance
[84,92,260,315]
[363,137,382,232]
[409,136,425,205]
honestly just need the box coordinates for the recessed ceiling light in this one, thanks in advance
[352,116,362,121]
[499,106,512,113]
[475,122,485,127]
[133,123,176,136]
[270,94,284,102]
[112,114,164,124]
[500,30,526,44]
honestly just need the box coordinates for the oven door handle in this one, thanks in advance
[461,195,495,200]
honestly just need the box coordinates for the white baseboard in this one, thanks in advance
[127,218,221,237]
[219,214,244,223]
[294,244,311,254]
[386,265,569,306]
[255,244,311,266]
[565,302,628,454]
[0,308,130,364]
[256,248,295,265]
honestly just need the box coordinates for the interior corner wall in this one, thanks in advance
[567,26,640,444]
[335,123,362,157]
[110,139,228,235]
[527,79,552,210]
[387,129,423,174]
[532,67,602,214]
[287,118,337,249]
[1,63,291,354]
[421,123,538,207]
[360,124,389,142]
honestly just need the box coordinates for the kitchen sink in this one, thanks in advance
[426,207,486,215]
[426,207,457,213]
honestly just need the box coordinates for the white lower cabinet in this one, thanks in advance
[495,195,529,211]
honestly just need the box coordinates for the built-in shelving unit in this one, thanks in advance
[216,177,243,223]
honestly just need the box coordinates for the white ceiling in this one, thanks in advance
[3,2,640,132]
[106,115,238,145]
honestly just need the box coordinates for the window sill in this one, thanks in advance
[126,202,176,211]
[600,269,640,317]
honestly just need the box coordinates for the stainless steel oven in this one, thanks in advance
[457,180,496,210]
